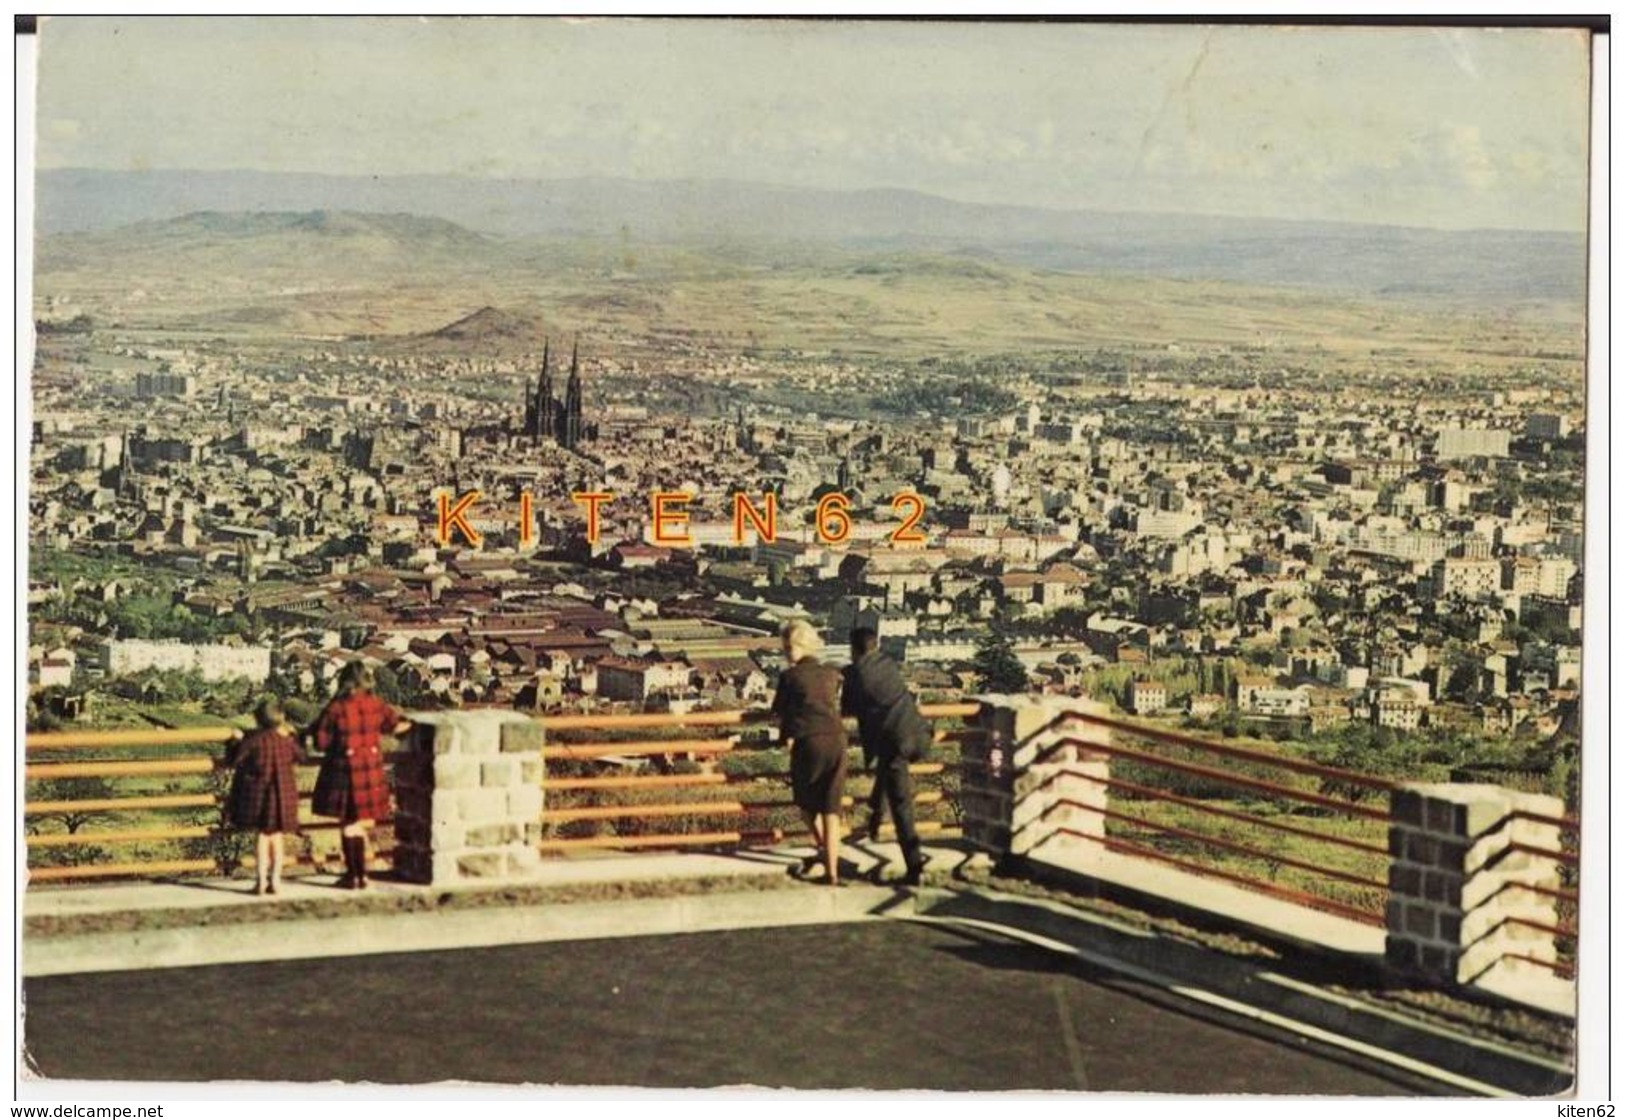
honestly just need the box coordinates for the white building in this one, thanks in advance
[1127,678,1168,715]
[1131,505,1203,540]
[595,658,692,702]
[1436,428,1511,460]
[101,640,272,683]
[1431,557,1502,600]
[1234,677,1312,717]
[900,636,981,664]
[33,647,76,689]
[1537,556,1577,598]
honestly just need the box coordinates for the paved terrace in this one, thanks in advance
[25,920,1444,1093]
[21,842,1574,1096]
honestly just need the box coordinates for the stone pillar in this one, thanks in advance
[391,710,546,885]
[960,700,1014,855]
[1386,782,1566,988]
[961,695,1110,864]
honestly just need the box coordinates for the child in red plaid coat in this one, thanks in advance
[226,698,306,895]
[308,662,412,889]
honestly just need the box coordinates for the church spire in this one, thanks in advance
[562,337,583,449]
[117,431,134,498]
[536,337,553,443]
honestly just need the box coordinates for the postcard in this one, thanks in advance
[18,15,1598,1102]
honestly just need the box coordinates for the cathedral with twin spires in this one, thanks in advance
[522,338,590,450]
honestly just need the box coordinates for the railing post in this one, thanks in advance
[1386,783,1566,993]
[961,695,1110,864]
[392,711,546,884]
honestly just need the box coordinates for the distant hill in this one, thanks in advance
[37,208,504,277]
[417,305,553,345]
[34,169,1588,306]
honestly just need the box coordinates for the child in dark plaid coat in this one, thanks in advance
[308,662,412,889]
[226,698,305,896]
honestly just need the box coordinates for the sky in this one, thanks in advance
[33,17,1594,231]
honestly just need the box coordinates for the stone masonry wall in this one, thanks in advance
[392,710,545,885]
[1386,782,1566,987]
[959,699,1013,855]
[962,695,1109,864]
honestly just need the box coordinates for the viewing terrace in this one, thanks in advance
[22,697,1579,1094]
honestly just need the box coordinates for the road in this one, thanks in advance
[24,919,1449,1093]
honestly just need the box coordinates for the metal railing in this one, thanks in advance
[1015,708,1577,979]
[1491,807,1580,981]
[537,703,978,853]
[24,724,398,882]
[1010,709,1396,926]
[22,704,979,882]
[20,701,1582,985]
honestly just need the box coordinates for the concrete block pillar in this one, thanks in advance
[962,694,1110,863]
[959,699,1011,855]
[391,710,546,885]
[1385,782,1566,988]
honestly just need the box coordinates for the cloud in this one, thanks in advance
[30,18,1589,230]
[1434,29,1483,80]
[1448,124,1499,193]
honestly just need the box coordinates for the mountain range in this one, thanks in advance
[34,169,1587,306]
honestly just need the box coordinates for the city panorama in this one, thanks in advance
[21,16,1593,1099]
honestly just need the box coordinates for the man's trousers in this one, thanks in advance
[866,753,923,872]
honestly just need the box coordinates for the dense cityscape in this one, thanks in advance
[27,316,1586,795]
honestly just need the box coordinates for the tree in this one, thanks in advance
[26,776,119,837]
[282,696,319,727]
[202,677,257,718]
[372,664,412,707]
[27,687,70,731]
[181,765,251,877]
[972,633,1029,694]
[1317,726,1433,804]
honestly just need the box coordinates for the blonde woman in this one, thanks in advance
[769,619,848,885]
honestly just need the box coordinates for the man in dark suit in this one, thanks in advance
[842,627,930,885]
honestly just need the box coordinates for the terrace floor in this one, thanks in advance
[22,919,1450,1094]
[999,841,1573,1020]
[20,841,1577,1096]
